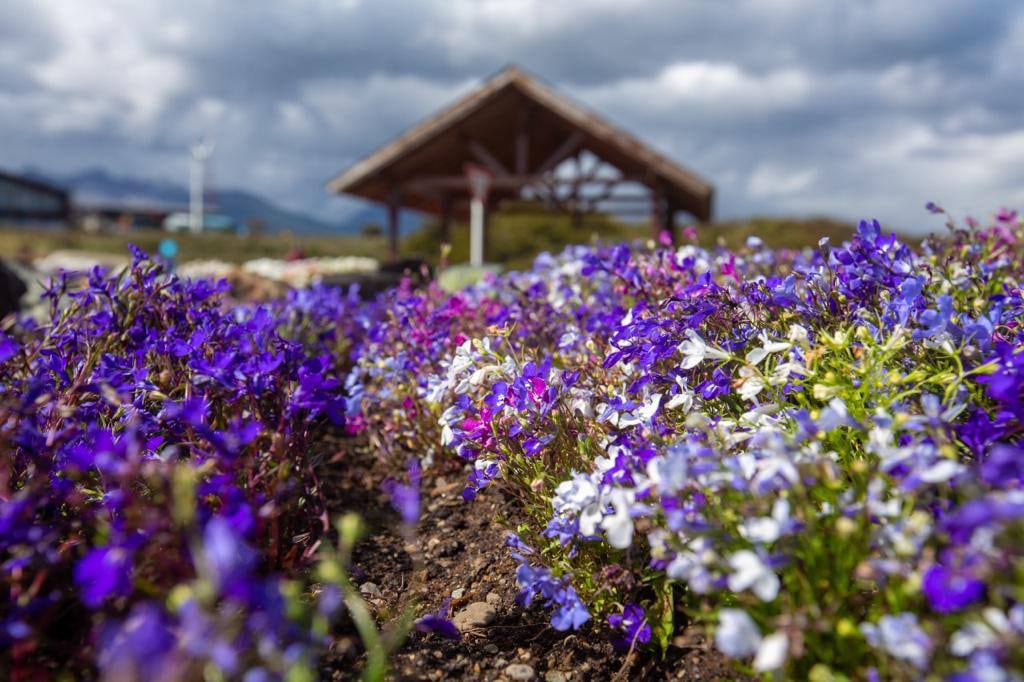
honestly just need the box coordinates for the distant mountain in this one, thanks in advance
[22,167,418,236]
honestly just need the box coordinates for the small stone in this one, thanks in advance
[505,663,535,680]
[451,587,467,599]
[544,672,568,682]
[438,540,464,557]
[494,658,508,669]
[484,644,499,655]
[453,601,496,631]
[485,591,501,606]
[358,582,381,597]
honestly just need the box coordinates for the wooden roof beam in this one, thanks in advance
[534,131,584,176]
[467,139,512,177]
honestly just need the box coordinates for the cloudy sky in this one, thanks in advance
[3,0,1023,232]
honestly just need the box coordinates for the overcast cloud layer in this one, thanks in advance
[3,0,1023,232]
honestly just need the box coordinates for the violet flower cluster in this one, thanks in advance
[1,250,360,678]
[349,208,1024,679]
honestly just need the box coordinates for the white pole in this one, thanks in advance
[189,140,212,234]
[470,197,483,267]
[189,155,202,233]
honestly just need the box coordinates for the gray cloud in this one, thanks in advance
[2,0,1023,232]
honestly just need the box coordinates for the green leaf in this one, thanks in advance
[650,578,675,655]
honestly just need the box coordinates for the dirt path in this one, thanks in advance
[319,441,738,681]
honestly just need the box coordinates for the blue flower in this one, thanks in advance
[550,589,590,631]
[922,563,985,613]
[75,546,134,608]
[415,599,461,641]
[0,333,19,364]
[607,603,652,650]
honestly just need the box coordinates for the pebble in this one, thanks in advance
[484,644,499,655]
[438,539,464,557]
[451,587,467,599]
[358,582,381,597]
[505,663,536,680]
[544,672,568,682]
[453,601,497,631]
[485,591,501,606]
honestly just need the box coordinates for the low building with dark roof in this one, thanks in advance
[0,170,71,224]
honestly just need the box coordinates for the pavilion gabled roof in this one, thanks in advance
[327,65,713,220]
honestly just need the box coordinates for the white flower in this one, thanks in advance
[728,550,780,601]
[860,613,931,670]
[665,390,694,412]
[601,488,635,549]
[578,502,603,537]
[715,608,761,657]
[552,475,599,515]
[469,364,500,386]
[423,374,450,404]
[745,332,791,366]
[637,393,663,422]
[568,391,595,418]
[787,324,809,344]
[438,405,461,446]
[950,621,1000,657]
[918,459,964,483]
[751,456,800,493]
[950,608,1014,657]
[817,398,850,431]
[678,330,730,369]
[753,631,788,671]
[740,499,792,544]
[737,367,766,402]
[647,446,689,494]
[770,361,806,386]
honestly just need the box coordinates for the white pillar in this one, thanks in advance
[189,155,203,234]
[189,141,212,234]
[470,197,484,266]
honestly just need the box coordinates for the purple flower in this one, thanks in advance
[980,444,1024,488]
[522,434,553,456]
[200,517,257,592]
[383,459,421,525]
[0,334,18,364]
[550,589,590,631]
[922,563,985,613]
[607,603,652,650]
[415,599,461,640]
[75,546,134,608]
[96,601,177,679]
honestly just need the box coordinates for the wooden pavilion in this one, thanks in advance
[327,65,714,260]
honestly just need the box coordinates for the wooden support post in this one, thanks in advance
[439,193,452,245]
[387,185,400,261]
[651,184,676,244]
[664,203,677,245]
[651,187,664,241]
[516,98,531,176]
[516,130,529,176]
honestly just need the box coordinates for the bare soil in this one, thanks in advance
[318,440,741,681]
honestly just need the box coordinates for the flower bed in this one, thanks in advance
[3,208,1023,679]
[349,209,1024,679]
[1,250,361,678]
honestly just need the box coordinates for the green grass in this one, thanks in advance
[402,204,861,270]
[0,226,387,264]
[2,212,869,272]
